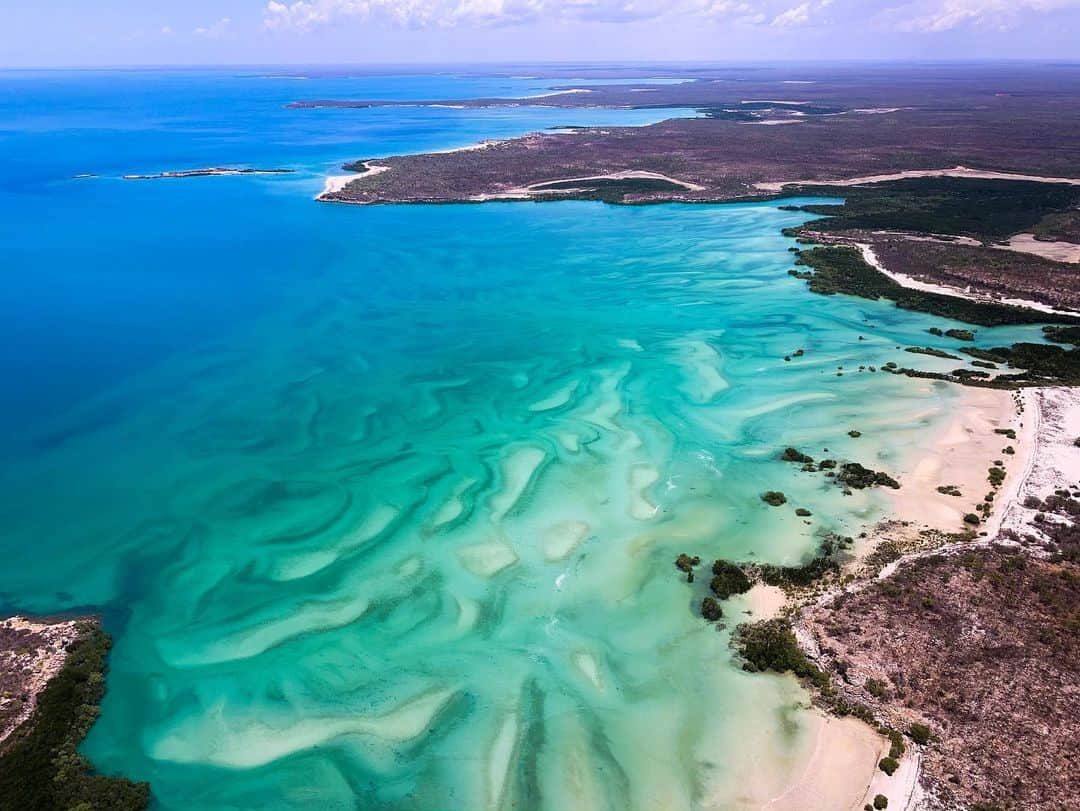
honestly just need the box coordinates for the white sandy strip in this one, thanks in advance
[745,119,803,126]
[762,713,888,811]
[317,163,389,200]
[756,165,1080,193]
[470,170,706,202]
[864,748,925,811]
[514,89,593,99]
[994,233,1080,264]
[855,242,1078,316]
[887,387,1019,536]
[741,99,810,105]
[997,387,1080,538]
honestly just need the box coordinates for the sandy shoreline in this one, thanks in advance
[856,242,1079,316]
[761,242,1080,808]
[755,164,1080,193]
[317,163,389,200]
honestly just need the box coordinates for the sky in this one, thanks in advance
[3,0,1080,67]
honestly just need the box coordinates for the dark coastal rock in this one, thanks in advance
[781,447,814,464]
[761,491,788,506]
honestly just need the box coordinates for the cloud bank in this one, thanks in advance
[261,0,828,29]
[260,0,1078,31]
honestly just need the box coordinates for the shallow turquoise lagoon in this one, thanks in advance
[0,70,1041,810]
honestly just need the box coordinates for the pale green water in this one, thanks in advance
[1,193,1041,808]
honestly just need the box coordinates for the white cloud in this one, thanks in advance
[194,17,232,38]
[895,0,1080,32]
[771,0,831,26]
[160,25,174,35]
[261,0,801,29]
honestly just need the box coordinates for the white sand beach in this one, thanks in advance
[856,242,1078,316]
[317,163,389,200]
[756,165,1080,193]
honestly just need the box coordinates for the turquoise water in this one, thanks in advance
[0,69,1045,809]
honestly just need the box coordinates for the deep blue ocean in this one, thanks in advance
[0,68,1044,810]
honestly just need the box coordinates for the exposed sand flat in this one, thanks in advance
[761,714,887,811]
[473,170,707,201]
[756,164,1080,193]
[997,387,1080,538]
[514,88,593,99]
[741,584,787,620]
[571,650,604,691]
[676,336,729,403]
[426,140,498,155]
[317,163,389,199]
[994,233,1080,263]
[541,520,590,561]
[270,502,400,581]
[489,445,547,522]
[856,242,1078,316]
[628,465,661,520]
[153,687,457,768]
[458,540,519,577]
[529,379,580,412]
[529,170,706,193]
[430,477,477,530]
[888,386,1019,534]
[745,119,803,126]
[488,712,519,807]
[162,592,372,666]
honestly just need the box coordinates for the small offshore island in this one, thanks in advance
[4,63,1080,811]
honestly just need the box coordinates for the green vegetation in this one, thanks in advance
[1043,325,1080,345]
[909,723,932,745]
[710,560,753,600]
[878,756,900,776]
[0,626,150,811]
[906,346,961,360]
[675,553,701,582]
[758,538,845,588]
[838,462,900,490]
[865,678,888,699]
[791,246,1073,326]
[1032,208,1080,243]
[792,177,1080,240]
[781,447,814,464]
[937,485,962,497]
[945,328,976,341]
[701,597,723,621]
[733,620,829,689]
[874,794,889,809]
[761,491,788,507]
